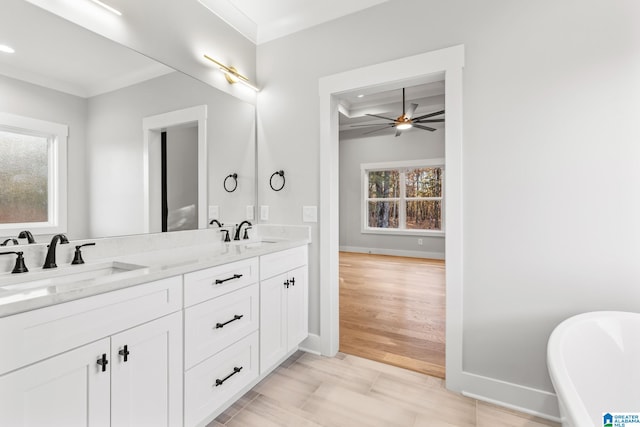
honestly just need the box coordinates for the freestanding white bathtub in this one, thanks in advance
[547,311,640,427]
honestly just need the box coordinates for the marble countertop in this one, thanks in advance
[0,237,309,318]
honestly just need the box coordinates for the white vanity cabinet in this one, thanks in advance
[0,239,310,427]
[183,257,260,427]
[110,311,183,427]
[0,338,111,427]
[259,246,309,374]
[0,276,183,427]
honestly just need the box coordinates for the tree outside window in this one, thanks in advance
[363,160,444,234]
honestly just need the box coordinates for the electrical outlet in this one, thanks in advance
[260,205,269,221]
[418,238,423,245]
[208,205,219,219]
[302,206,317,222]
[246,205,254,220]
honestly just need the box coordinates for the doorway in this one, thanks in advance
[336,82,447,377]
[142,105,208,233]
[161,127,199,232]
[318,45,464,389]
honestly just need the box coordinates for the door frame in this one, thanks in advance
[142,105,207,233]
[318,45,464,390]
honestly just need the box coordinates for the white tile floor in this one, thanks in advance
[209,351,560,427]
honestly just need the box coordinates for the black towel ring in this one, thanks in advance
[269,170,285,191]
[224,173,238,193]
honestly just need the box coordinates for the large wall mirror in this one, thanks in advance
[0,0,256,241]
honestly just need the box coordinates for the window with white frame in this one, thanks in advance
[362,159,444,235]
[0,112,68,235]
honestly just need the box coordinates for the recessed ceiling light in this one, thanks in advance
[0,45,15,54]
[357,94,364,98]
[89,0,122,16]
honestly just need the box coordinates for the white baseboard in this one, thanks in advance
[460,371,561,422]
[299,333,322,355]
[339,246,445,260]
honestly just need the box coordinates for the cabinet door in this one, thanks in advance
[111,312,183,427]
[0,338,110,427]
[287,266,309,348]
[259,272,288,374]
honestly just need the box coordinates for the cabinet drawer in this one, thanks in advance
[259,245,308,280]
[184,258,258,307]
[184,283,259,369]
[0,276,182,375]
[184,331,259,427]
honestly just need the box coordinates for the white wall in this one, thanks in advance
[0,75,89,239]
[87,71,255,237]
[339,128,445,258]
[257,0,640,418]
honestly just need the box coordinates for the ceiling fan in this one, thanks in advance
[351,88,445,137]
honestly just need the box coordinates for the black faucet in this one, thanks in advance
[234,221,252,241]
[0,238,19,246]
[209,219,224,227]
[0,251,28,274]
[18,230,36,244]
[43,234,69,269]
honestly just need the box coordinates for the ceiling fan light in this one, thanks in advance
[396,123,412,130]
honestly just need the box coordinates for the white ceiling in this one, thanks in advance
[338,81,445,138]
[198,0,390,44]
[0,1,172,98]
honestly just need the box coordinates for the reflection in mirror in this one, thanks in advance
[0,0,256,241]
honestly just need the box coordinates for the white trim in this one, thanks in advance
[339,246,445,260]
[361,229,445,237]
[142,105,208,233]
[0,112,68,235]
[361,158,444,171]
[461,372,561,422]
[319,45,465,387]
[299,333,322,355]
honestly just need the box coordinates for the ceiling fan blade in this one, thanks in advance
[406,103,418,119]
[366,113,396,121]
[349,123,390,127]
[414,119,445,123]
[412,110,445,121]
[414,124,437,132]
[395,128,402,137]
[362,125,394,135]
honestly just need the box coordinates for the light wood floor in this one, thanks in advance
[339,252,445,378]
[211,351,559,427]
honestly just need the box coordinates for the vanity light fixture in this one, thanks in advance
[0,45,15,54]
[203,54,259,92]
[88,0,122,16]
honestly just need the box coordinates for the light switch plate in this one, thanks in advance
[208,205,219,219]
[246,205,254,220]
[260,205,269,221]
[302,206,317,223]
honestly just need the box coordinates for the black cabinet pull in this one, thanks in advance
[290,277,296,287]
[215,314,244,329]
[118,345,130,362]
[97,354,108,372]
[284,279,290,289]
[215,366,243,387]
[214,274,243,285]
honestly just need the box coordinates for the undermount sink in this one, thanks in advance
[241,240,278,249]
[0,261,148,292]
